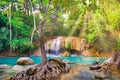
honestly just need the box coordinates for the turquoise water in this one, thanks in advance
[0,56,106,66]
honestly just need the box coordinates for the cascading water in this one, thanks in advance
[55,37,61,55]
[45,36,61,55]
[45,36,88,56]
[50,37,61,55]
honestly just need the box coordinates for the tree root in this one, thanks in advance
[10,60,69,80]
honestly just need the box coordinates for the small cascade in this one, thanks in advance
[50,37,61,55]
[45,36,62,55]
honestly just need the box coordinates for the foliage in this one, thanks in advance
[116,38,120,50]
[11,38,33,52]
[62,0,120,51]
[0,0,120,55]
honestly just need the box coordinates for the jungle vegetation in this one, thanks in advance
[0,0,120,56]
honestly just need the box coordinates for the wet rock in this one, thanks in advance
[89,62,101,70]
[89,65,101,70]
[0,64,11,69]
[16,57,34,65]
[63,60,75,64]
[98,49,120,77]
[12,65,24,71]
[104,57,112,63]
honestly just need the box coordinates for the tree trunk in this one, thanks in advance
[9,3,12,53]
[38,20,47,65]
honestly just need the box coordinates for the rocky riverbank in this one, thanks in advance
[1,62,120,80]
[61,64,120,80]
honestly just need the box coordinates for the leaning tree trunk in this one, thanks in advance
[38,19,47,65]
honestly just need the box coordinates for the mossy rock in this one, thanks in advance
[16,57,34,65]
[49,58,66,67]
[65,38,71,49]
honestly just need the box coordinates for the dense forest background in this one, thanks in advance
[0,0,120,56]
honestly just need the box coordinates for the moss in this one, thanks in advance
[65,38,71,49]
[48,42,51,47]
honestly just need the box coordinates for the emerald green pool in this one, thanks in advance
[0,56,106,66]
[2,56,119,80]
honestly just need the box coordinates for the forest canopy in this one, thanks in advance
[0,0,120,55]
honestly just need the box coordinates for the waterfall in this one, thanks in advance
[45,36,87,56]
[45,36,61,55]
[55,37,61,55]
[51,39,57,54]
[50,37,61,55]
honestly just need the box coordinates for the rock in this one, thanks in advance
[104,57,112,63]
[49,58,65,66]
[63,51,70,57]
[98,50,120,76]
[95,72,107,79]
[12,65,24,71]
[12,65,36,72]
[92,61,101,65]
[0,64,11,69]
[63,60,75,64]
[89,62,101,70]
[89,65,101,70]
[16,57,34,65]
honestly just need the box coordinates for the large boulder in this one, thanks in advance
[16,57,34,65]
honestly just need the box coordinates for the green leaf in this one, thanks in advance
[43,0,49,5]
